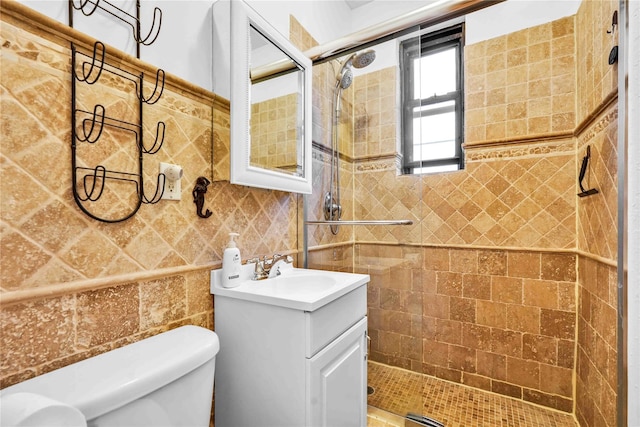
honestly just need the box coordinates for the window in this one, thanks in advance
[400,25,464,175]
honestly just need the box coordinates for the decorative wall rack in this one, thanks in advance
[71,41,167,223]
[68,0,167,223]
[69,0,162,58]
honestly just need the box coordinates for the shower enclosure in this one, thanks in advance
[305,26,429,421]
[303,0,623,425]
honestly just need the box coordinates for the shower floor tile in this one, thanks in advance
[367,406,405,427]
[367,362,578,427]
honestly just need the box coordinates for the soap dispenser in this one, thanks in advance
[222,232,241,288]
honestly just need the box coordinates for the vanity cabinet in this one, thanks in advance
[214,283,368,427]
[307,317,368,426]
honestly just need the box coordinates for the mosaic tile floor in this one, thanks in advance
[367,362,578,427]
[368,406,406,427]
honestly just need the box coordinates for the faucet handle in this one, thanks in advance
[271,254,293,262]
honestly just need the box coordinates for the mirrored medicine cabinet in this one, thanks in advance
[212,0,312,194]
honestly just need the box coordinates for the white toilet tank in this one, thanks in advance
[0,325,220,427]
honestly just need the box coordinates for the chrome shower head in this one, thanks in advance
[334,49,375,90]
[350,49,376,69]
[337,67,353,89]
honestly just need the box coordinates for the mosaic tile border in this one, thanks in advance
[465,138,575,162]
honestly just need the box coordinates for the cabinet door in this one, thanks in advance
[307,317,367,427]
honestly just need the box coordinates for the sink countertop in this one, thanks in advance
[210,264,369,311]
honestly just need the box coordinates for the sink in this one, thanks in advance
[268,274,339,296]
[210,264,368,311]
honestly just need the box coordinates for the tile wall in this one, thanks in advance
[0,0,621,423]
[251,93,299,173]
[574,1,620,425]
[308,0,620,418]
[348,15,579,411]
[0,5,299,414]
[465,16,576,144]
[294,15,355,251]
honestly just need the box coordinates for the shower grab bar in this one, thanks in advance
[305,220,413,226]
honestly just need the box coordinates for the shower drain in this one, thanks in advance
[367,386,375,395]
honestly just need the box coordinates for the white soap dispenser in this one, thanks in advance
[222,232,242,288]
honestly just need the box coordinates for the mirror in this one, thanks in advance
[221,0,312,194]
[248,26,304,177]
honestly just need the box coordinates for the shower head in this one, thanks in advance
[337,67,353,89]
[349,49,376,69]
[334,48,375,90]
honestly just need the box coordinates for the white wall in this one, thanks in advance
[16,0,213,91]
[141,1,213,91]
[465,0,580,44]
[247,0,352,45]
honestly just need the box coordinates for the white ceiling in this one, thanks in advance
[344,0,374,10]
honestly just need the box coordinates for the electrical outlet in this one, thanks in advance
[159,162,181,200]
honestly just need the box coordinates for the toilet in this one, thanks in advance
[0,325,220,427]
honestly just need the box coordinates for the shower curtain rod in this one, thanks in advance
[305,220,413,226]
[252,0,503,81]
[304,0,503,64]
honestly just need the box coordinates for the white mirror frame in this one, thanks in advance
[230,1,312,194]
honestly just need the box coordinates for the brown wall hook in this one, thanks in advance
[193,176,213,218]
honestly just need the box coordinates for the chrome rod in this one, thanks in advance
[251,0,502,80]
[305,220,413,226]
[305,0,501,64]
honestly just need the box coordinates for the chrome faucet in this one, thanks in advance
[247,254,293,280]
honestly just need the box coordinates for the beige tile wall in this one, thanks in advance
[574,1,620,426]
[351,34,578,410]
[250,93,299,173]
[465,16,576,145]
[359,243,577,412]
[292,16,356,250]
[347,2,619,416]
[0,4,299,409]
[2,1,618,422]
[576,255,617,427]
[575,0,618,126]
[353,67,397,159]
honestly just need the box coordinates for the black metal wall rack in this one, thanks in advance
[71,41,166,222]
[69,0,167,223]
[69,0,162,59]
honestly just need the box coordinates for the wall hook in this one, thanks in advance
[193,176,213,218]
[578,145,599,197]
[606,10,618,34]
[607,10,619,64]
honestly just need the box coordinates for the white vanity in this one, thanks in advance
[211,264,369,427]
